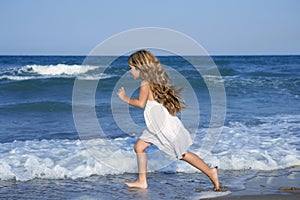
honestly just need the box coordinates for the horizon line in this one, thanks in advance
[0,54,299,57]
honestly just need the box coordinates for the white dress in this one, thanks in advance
[140,100,193,159]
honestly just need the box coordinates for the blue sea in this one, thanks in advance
[0,55,300,199]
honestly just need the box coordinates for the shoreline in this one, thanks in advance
[216,166,300,199]
[218,194,300,200]
[0,166,299,199]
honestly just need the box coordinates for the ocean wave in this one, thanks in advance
[0,101,72,112]
[0,64,115,81]
[193,114,300,171]
[0,139,128,181]
[0,138,173,181]
[223,76,300,96]
[1,114,299,181]
[23,64,97,76]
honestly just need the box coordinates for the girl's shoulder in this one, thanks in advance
[141,81,155,101]
[141,80,150,87]
[141,80,149,84]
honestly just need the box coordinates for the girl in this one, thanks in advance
[117,50,220,191]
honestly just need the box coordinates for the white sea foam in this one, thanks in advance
[190,191,232,200]
[0,75,37,81]
[0,138,173,181]
[190,114,300,171]
[24,64,97,76]
[0,114,299,181]
[0,64,115,81]
[0,139,129,181]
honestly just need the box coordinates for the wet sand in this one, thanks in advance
[216,166,300,200]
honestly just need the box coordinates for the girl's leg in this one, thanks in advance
[181,152,220,190]
[125,139,151,189]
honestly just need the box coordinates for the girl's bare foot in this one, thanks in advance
[125,180,148,189]
[210,167,220,191]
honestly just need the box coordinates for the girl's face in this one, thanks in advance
[129,65,140,79]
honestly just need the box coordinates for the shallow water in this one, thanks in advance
[1,167,299,199]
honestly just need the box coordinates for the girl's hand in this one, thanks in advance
[117,87,127,101]
[117,82,149,108]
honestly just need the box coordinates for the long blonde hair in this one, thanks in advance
[128,49,185,115]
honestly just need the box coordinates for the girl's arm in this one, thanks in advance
[117,81,149,108]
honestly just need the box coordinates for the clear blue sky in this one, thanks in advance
[0,0,299,55]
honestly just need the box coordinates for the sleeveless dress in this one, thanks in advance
[140,100,193,159]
